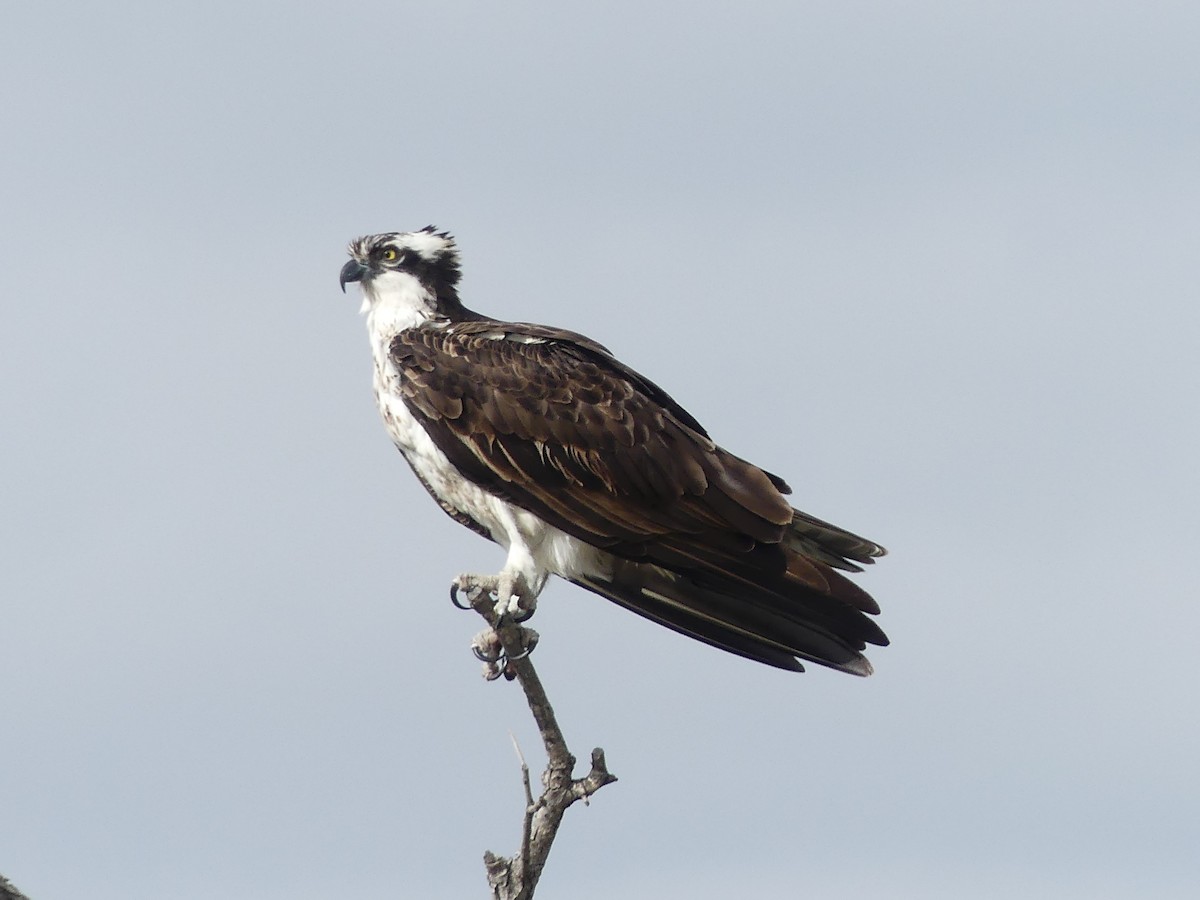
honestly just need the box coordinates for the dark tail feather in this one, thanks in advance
[570,560,878,676]
[787,510,887,571]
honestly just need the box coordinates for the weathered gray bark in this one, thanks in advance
[467,595,618,900]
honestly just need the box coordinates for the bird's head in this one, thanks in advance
[340,226,465,321]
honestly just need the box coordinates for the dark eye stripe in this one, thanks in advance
[369,246,402,263]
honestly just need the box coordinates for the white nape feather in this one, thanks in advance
[398,228,459,262]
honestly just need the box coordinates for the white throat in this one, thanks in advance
[361,270,437,348]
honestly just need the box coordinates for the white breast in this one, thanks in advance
[372,362,501,536]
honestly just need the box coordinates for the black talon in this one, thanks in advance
[508,604,535,623]
[472,643,504,663]
[506,628,539,661]
[494,628,537,662]
[450,582,473,610]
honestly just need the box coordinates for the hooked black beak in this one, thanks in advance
[339,259,370,293]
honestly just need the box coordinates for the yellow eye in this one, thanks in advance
[381,248,398,261]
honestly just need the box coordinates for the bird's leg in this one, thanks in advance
[498,570,538,622]
[451,572,540,679]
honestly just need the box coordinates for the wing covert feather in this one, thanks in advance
[390,324,789,542]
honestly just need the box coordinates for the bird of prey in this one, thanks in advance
[341,227,888,675]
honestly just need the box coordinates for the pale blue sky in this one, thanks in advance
[3,2,1198,898]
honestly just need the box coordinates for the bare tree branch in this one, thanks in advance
[467,595,618,900]
[0,874,31,900]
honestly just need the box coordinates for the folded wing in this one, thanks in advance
[391,321,888,673]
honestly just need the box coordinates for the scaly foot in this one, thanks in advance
[450,572,540,678]
[471,625,540,681]
[450,572,537,621]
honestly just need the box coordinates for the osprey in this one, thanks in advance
[341,227,888,675]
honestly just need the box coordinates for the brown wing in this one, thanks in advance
[391,320,888,672]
